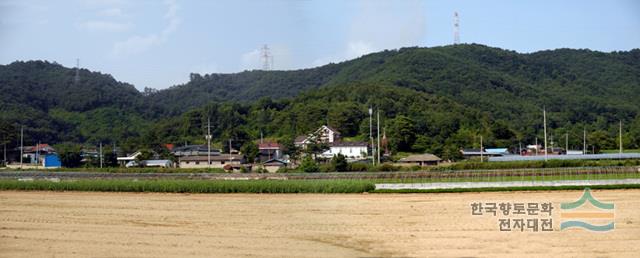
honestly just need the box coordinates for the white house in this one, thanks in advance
[322,142,368,160]
[295,125,341,148]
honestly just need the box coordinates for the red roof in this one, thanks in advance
[258,142,282,149]
[23,144,55,153]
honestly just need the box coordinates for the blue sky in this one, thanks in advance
[1,0,638,90]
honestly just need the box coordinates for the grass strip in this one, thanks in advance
[373,184,640,193]
[0,179,375,194]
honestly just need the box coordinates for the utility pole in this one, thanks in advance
[565,133,568,154]
[99,142,103,168]
[535,137,538,156]
[20,125,23,169]
[369,107,374,166]
[619,120,623,156]
[480,135,483,162]
[35,141,38,168]
[583,127,586,155]
[228,139,233,164]
[543,107,548,161]
[377,109,381,165]
[206,118,212,168]
[518,142,522,156]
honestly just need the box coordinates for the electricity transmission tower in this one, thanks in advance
[453,12,460,45]
[260,44,273,70]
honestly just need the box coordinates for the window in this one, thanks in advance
[195,161,199,165]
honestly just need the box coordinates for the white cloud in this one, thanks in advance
[111,0,180,56]
[79,20,130,32]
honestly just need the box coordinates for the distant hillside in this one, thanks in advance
[0,61,146,143]
[148,44,640,121]
[1,45,639,156]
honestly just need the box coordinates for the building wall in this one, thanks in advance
[323,146,367,159]
[179,160,241,169]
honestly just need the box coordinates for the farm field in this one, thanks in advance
[1,190,639,257]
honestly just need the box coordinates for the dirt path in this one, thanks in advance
[1,190,639,257]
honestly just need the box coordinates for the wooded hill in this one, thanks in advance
[1,44,639,159]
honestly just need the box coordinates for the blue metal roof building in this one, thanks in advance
[489,153,640,162]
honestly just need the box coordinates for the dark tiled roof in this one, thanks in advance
[294,136,307,143]
[399,153,442,162]
[330,141,368,147]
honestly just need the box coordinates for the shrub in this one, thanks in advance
[348,163,369,172]
[299,156,320,173]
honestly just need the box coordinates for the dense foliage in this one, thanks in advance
[1,44,639,161]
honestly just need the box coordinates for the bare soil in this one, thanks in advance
[1,190,639,257]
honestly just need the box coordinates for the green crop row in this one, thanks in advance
[0,179,375,193]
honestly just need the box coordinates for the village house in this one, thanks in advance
[262,158,288,173]
[258,142,283,162]
[171,145,221,157]
[15,144,61,168]
[294,125,341,148]
[178,154,245,169]
[22,144,55,164]
[116,151,163,167]
[397,153,442,167]
[521,145,565,156]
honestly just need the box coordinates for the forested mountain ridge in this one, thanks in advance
[1,44,639,157]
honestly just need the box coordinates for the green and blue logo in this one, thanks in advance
[560,188,614,232]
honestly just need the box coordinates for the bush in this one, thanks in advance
[331,154,348,172]
[379,163,398,172]
[347,163,369,172]
[299,156,320,173]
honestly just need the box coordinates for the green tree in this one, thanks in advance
[240,142,259,163]
[388,115,416,152]
[327,102,364,137]
[330,154,348,172]
[135,149,154,162]
[299,156,319,172]
[55,143,83,168]
[104,150,118,167]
